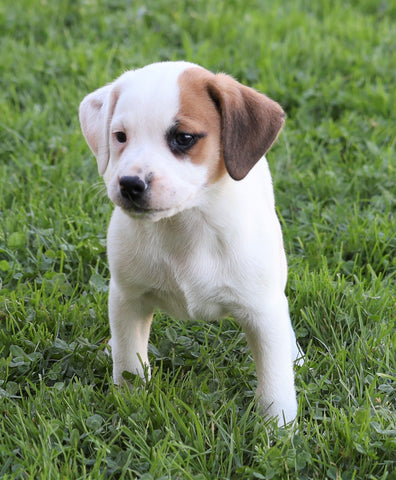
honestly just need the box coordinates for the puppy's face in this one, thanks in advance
[105,64,224,221]
[79,62,285,221]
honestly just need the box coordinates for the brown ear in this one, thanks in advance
[206,74,285,180]
[79,83,119,176]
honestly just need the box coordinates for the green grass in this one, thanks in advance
[0,0,395,478]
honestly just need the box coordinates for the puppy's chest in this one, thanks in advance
[125,234,238,321]
[143,249,235,321]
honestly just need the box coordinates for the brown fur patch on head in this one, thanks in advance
[178,67,286,182]
[177,67,226,184]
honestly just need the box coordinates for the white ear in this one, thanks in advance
[79,83,118,176]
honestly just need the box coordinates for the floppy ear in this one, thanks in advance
[79,83,119,176]
[206,74,285,181]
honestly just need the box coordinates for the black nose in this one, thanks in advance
[119,176,148,204]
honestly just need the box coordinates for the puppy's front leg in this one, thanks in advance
[240,295,298,426]
[108,279,153,385]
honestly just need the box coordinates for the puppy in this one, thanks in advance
[79,61,301,425]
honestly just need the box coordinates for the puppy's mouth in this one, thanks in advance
[123,203,167,217]
[113,195,194,221]
[113,197,158,216]
[110,193,174,218]
[109,175,196,220]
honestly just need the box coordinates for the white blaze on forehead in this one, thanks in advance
[111,62,200,136]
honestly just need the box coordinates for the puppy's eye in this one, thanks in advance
[114,131,127,143]
[167,129,204,155]
[175,133,195,148]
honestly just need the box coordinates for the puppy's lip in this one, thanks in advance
[116,200,191,220]
[129,206,164,216]
[117,201,169,217]
[112,192,196,218]
[112,196,153,214]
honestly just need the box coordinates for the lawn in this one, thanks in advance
[0,0,395,478]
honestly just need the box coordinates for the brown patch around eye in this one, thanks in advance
[177,68,227,184]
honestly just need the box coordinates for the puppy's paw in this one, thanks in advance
[112,355,151,387]
[257,396,298,427]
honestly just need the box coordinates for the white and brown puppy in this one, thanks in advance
[79,61,302,425]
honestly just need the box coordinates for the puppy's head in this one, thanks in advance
[79,61,285,221]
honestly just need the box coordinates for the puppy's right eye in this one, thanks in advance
[115,131,127,143]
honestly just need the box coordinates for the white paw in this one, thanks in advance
[258,396,298,427]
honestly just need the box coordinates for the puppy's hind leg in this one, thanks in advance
[239,295,298,426]
[108,279,153,385]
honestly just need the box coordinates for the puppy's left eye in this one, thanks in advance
[168,130,204,155]
[175,133,195,148]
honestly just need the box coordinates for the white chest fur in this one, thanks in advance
[108,204,243,322]
[107,162,285,322]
